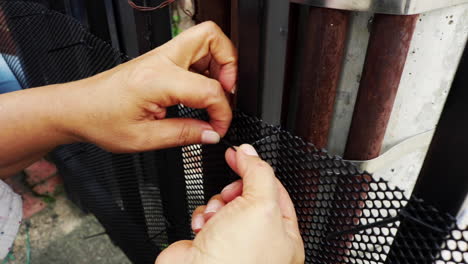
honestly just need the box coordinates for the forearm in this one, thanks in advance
[1,151,47,179]
[0,84,77,178]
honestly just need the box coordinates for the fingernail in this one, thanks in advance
[231,85,237,95]
[204,199,223,214]
[222,181,241,193]
[240,144,258,156]
[201,130,220,144]
[192,214,204,231]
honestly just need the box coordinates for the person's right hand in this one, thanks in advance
[155,144,305,264]
[57,21,237,153]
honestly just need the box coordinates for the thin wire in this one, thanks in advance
[220,138,237,152]
[82,231,107,240]
[325,209,447,241]
[128,0,176,12]
[326,216,400,241]
[145,229,166,243]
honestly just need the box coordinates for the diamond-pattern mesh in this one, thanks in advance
[0,1,467,264]
[182,144,205,214]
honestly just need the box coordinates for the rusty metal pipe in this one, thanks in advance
[294,7,350,149]
[344,14,419,160]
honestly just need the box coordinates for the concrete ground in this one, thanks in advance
[5,194,131,264]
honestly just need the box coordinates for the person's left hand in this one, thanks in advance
[57,21,237,152]
[0,21,236,177]
[155,144,305,264]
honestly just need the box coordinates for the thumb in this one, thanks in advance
[155,240,194,264]
[235,144,278,201]
[135,118,220,150]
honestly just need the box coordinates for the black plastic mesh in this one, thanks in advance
[1,1,467,264]
[178,107,468,264]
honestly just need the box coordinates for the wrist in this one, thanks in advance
[51,70,120,146]
[45,81,87,145]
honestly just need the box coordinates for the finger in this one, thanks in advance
[137,118,221,149]
[203,194,225,221]
[155,21,237,93]
[226,146,298,229]
[190,53,223,83]
[220,179,243,203]
[149,69,232,137]
[230,144,277,201]
[224,147,237,171]
[191,205,206,233]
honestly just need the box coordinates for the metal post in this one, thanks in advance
[344,14,419,160]
[292,7,350,148]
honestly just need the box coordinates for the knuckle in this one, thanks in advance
[200,21,220,33]
[198,21,223,44]
[205,80,224,100]
[255,160,274,172]
[244,160,273,179]
[177,123,194,146]
[256,160,270,168]
[194,205,206,214]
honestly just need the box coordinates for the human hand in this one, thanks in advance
[58,21,236,152]
[155,144,305,264]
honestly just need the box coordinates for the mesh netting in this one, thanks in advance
[178,107,468,264]
[1,1,467,264]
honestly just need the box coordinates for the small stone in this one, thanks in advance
[25,159,57,185]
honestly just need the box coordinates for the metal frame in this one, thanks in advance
[412,43,468,216]
[50,0,172,56]
[111,0,140,57]
[385,45,468,263]
[235,0,264,116]
[133,1,172,53]
[291,0,468,15]
[260,0,290,125]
